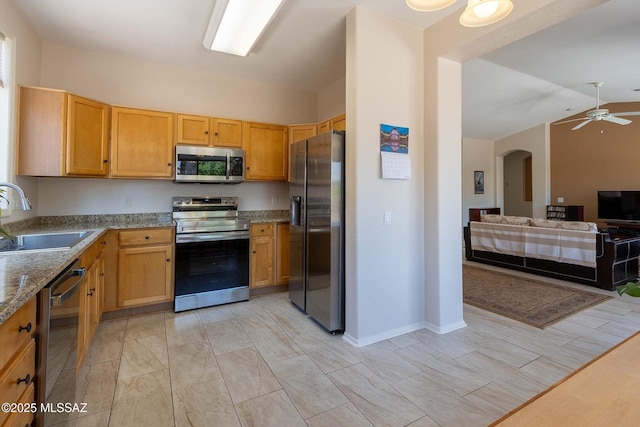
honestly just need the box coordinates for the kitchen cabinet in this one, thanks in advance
[244,122,288,181]
[288,124,317,145]
[18,86,110,177]
[317,113,346,134]
[0,297,36,427]
[77,237,106,367]
[176,114,244,148]
[250,222,290,289]
[117,228,174,307]
[250,224,274,288]
[111,107,174,178]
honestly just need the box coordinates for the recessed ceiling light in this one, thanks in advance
[203,0,285,57]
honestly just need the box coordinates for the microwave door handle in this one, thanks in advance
[226,152,231,180]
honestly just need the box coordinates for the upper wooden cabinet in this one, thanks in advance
[111,107,174,178]
[18,86,110,177]
[244,122,288,181]
[288,124,317,145]
[331,113,346,131]
[176,114,243,148]
[317,113,346,134]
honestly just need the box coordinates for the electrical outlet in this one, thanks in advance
[271,196,278,205]
[124,196,131,207]
[557,197,564,203]
[384,211,391,225]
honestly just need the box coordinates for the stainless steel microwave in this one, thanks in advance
[175,146,245,183]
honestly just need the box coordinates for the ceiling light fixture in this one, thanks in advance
[405,0,457,12]
[459,0,513,27]
[203,0,285,57]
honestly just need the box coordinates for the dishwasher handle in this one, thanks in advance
[50,263,85,307]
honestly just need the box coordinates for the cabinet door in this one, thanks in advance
[276,223,290,285]
[289,124,317,145]
[244,122,288,181]
[111,107,174,178]
[118,244,174,307]
[213,118,244,148]
[176,114,210,145]
[66,95,110,176]
[318,120,331,134]
[330,113,346,131]
[250,235,274,288]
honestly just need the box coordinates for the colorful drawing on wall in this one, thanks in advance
[474,171,484,194]
[380,124,409,153]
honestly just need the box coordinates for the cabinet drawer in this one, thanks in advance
[80,236,106,266]
[119,228,173,246]
[0,339,35,424]
[1,382,34,427]
[250,223,274,237]
[0,298,36,369]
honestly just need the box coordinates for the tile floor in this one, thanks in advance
[51,264,640,427]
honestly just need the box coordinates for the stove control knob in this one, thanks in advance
[174,199,182,205]
[184,199,191,204]
[222,198,228,204]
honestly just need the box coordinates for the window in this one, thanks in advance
[0,29,14,212]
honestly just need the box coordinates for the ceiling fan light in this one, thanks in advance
[406,0,457,12]
[460,0,513,27]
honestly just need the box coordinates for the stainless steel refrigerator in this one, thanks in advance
[289,130,345,333]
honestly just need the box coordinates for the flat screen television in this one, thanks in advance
[598,191,640,222]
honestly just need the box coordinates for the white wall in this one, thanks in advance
[344,8,425,346]
[41,43,317,125]
[494,123,550,219]
[37,178,289,215]
[462,138,496,224]
[503,150,533,217]
[317,77,345,123]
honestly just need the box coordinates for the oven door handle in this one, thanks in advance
[50,266,85,307]
[176,230,250,243]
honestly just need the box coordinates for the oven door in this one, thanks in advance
[174,231,250,311]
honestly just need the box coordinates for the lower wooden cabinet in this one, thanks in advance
[117,228,174,307]
[250,222,290,289]
[77,237,106,367]
[0,298,36,427]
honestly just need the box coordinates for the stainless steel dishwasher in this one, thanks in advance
[36,259,86,427]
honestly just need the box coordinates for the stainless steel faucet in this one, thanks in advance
[0,183,32,210]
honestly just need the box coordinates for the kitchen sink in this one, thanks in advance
[0,231,92,253]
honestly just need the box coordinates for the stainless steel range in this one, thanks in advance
[172,196,250,312]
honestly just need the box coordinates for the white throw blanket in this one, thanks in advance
[470,222,597,268]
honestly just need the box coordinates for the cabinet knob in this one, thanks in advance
[87,290,94,296]
[252,250,256,254]
[205,130,209,135]
[17,374,31,385]
[215,132,219,136]
[168,163,172,166]
[100,272,105,277]
[18,322,32,334]
[145,236,150,239]
[166,258,171,262]
[103,159,108,163]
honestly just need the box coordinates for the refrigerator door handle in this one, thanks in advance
[290,196,301,226]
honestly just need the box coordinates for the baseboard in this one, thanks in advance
[423,319,467,334]
[342,321,426,347]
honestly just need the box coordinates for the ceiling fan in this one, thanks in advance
[555,82,640,130]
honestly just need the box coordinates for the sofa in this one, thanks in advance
[463,214,640,291]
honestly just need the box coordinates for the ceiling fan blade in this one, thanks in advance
[611,111,640,117]
[572,119,593,130]
[603,115,632,125]
[554,117,588,125]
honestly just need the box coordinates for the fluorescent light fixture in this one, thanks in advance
[405,0,456,12]
[459,0,513,27]
[203,0,285,57]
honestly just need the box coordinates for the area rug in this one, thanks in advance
[463,265,613,328]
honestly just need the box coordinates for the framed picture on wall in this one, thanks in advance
[474,171,484,194]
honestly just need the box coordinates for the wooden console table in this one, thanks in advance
[490,331,640,426]
[469,207,500,222]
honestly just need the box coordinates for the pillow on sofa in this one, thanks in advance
[531,218,559,228]
[503,216,532,226]
[559,221,598,232]
[480,214,504,224]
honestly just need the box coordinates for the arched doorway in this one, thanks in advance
[503,150,533,217]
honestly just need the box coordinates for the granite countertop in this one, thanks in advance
[0,213,173,324]
[0,210,288,324]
